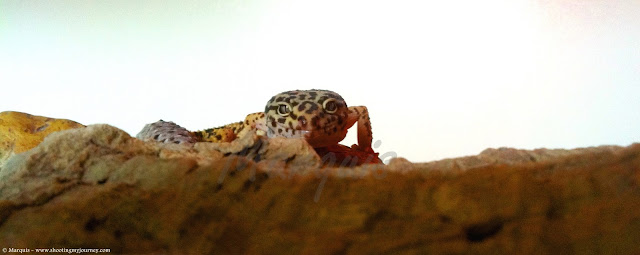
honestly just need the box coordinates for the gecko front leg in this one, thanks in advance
[347,106,373,152]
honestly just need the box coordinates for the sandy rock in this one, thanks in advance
[415,145,626,173]
[1,114,639,254]
[0,111,85,167]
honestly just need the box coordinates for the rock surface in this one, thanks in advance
[0,112,85,167]
[1,115,640,254]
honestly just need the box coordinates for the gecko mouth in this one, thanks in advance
[270,125,309,139]
[302,123,348,148]
[271,122,345,148]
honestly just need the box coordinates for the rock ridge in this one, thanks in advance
[0,112,639,254]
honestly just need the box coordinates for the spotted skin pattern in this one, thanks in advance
[193,112,265,143]
[192,89,373,151]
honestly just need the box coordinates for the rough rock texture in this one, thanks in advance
[1,122,640,254]
[416,146,625,173]
[0,111,84,167]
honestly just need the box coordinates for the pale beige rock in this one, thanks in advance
[414,145,626,172]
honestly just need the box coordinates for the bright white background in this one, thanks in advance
[1,0,639,162]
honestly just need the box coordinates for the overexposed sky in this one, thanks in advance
[1,0,639,162]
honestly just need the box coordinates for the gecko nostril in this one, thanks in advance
[297,116,308,127]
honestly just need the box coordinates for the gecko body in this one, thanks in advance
[141,89,373,152]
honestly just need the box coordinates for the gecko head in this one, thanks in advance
[264,89,351,148]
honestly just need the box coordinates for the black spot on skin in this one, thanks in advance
[311,116,320,128]
[278,128,283,133]
[153,134,160,140]
[277,118,286,124]
[271,120,277,127]
[296,101,319,114]
[290,112,297,120]
[333,127,337,133]
[275,96,284,102]
[288,122,293,129]
[299,94,306,100]
[307,104,319,114]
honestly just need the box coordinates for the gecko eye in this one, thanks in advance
[323,99,338,113]
[277,103,291,116]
